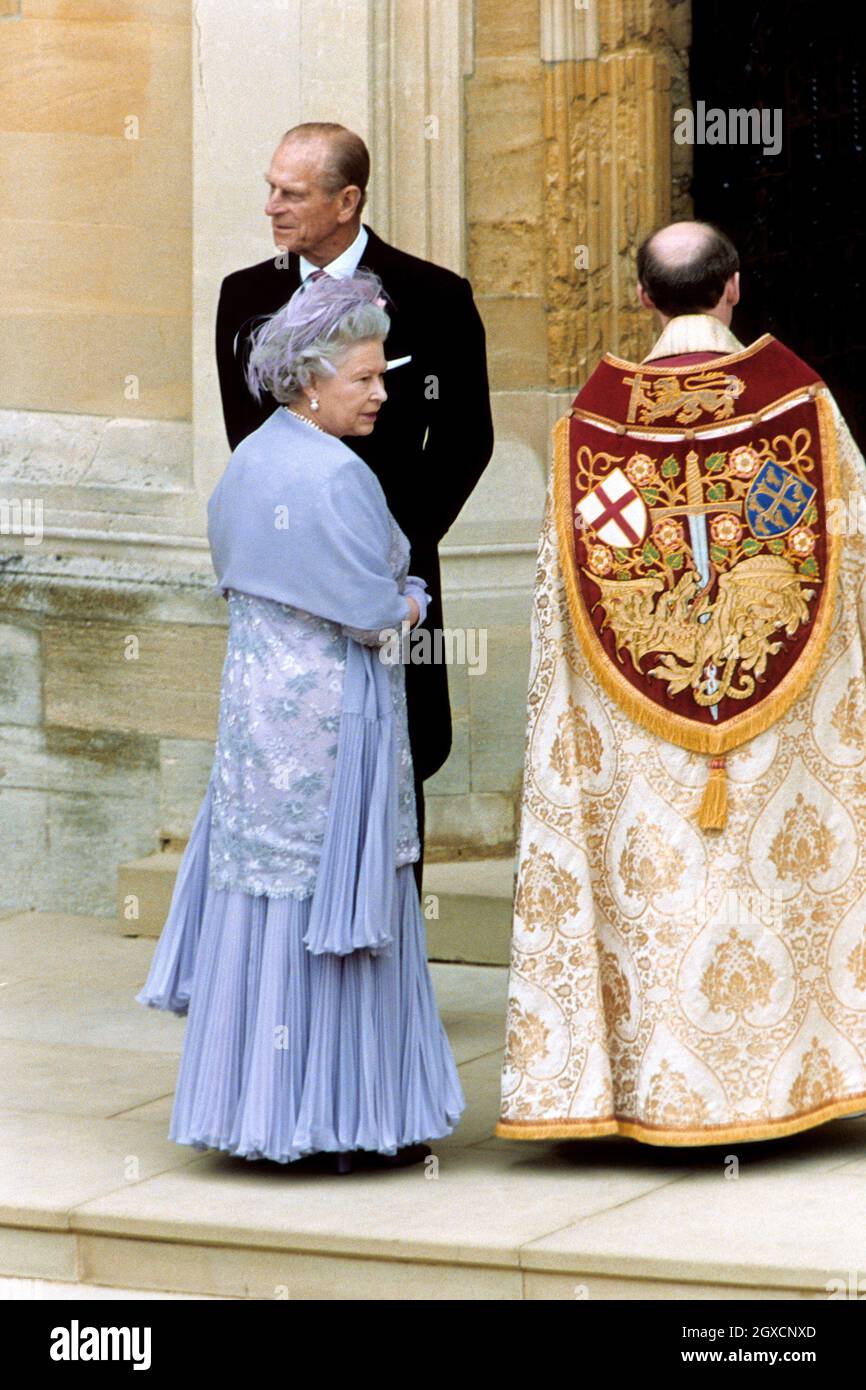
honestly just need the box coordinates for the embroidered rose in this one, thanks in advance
[789,526,815,556]
[588,543,613,575]
[653,517,684,551]
[710,512,742,545]
[729,445,761,478]
[625,452,657,486]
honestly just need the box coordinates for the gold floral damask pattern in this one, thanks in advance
[497,393,866,1145]
[549,700,603,781]
[788,1037,847,1112]
[700,929,775,1017]
[618,812,686,899]
[644,1058,712,1127]
[506,1001,552,1075]
[768,793,839,885]
[600,948,632,1035]
[514,845,583,934]
[831,678,866,745]
[848,936,866,993]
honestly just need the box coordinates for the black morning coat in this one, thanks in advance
[214,223,495,783]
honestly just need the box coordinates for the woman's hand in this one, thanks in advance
[342,588,422,646]
[402,575,429,629]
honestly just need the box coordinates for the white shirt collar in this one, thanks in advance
[643,312,744,362]
[298,224,369,283]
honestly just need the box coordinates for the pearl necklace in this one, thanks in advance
[283,406,327,435]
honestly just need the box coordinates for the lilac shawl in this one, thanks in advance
[207,406,414,957]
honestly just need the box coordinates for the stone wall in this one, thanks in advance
[0,552,221,915]
[1,0,192,421]
[0,0,201,913]
[0,1,199,552]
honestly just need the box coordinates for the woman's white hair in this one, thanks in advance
[244,267,390,405]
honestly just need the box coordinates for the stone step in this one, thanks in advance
[0,1275,226,1300]
[117,849,186,938]
[422,858,516,966]
[5,1100,865,1302]
[118,851,518,965]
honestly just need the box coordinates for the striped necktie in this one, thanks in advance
[303,267,330,288]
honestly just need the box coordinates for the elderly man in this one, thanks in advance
[497,220,866,1147]
[215,122,494,896]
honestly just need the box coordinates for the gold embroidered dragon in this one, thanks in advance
[585,554,816,707]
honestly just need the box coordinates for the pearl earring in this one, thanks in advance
[310,397,320,412]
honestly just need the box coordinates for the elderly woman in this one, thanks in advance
[136,270,465,1173]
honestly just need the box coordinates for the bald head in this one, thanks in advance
[636,220,740,322]
[646,220,719,267]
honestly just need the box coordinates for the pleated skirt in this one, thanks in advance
[136,782,466,1163]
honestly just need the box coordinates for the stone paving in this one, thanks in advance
[1,909,865,1300]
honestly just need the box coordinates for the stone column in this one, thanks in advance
[543,0,692,383]
[442,0,692,867]
[193,0,471,507]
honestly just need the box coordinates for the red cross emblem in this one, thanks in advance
[576,467,648,549]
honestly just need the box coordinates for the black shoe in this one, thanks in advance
[356,1143,432,1172]
[289,1149,356,1175]
[289,1143,432,1175]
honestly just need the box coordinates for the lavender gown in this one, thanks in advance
[135,408,465,1162]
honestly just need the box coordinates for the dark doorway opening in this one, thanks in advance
[689,3,865,447]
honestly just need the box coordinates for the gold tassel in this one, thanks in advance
[697,754,728,829]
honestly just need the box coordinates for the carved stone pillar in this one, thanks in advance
[543,0,692,385]
[369,0,472,271]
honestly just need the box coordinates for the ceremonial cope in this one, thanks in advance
[553,336,841,828]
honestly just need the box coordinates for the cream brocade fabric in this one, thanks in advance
[642,311,745,360]
[497,391,866,1145]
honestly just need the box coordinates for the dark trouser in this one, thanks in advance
[412,765,425,902]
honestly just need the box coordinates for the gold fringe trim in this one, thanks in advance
[602,333,773,374]
[696,755,728,829]
[552,389,842,763]
[494,1091,866,1147]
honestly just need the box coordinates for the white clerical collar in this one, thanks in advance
[298,223,369,283]
[643,312,743,362]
